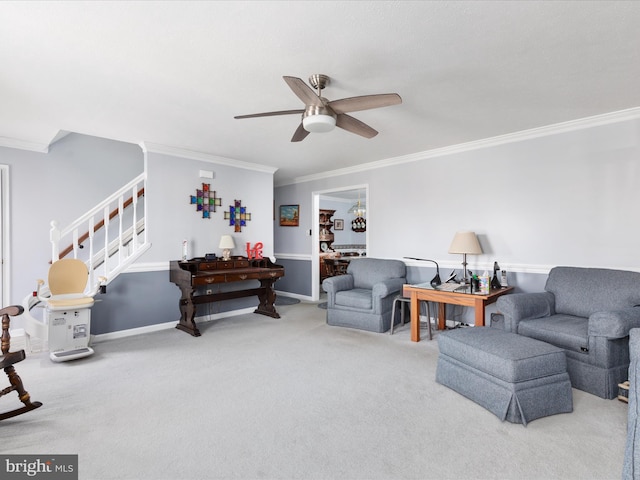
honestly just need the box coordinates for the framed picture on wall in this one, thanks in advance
[279,205,300,226]
[334,219,344,230]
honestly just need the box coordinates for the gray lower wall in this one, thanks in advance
[90,261,547,335]
[405,265,549,325]
[92,270,179,335]
[273,258,312,296]
[404,265,548,294]
[92,269,281,335]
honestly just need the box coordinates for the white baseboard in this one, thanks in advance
[275,290,314,302]
[92,307,256,343]
[8,328,26,351]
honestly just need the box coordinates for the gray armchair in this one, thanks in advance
[623,328,640,479]
[322,258,406,333]
[496,266,640,399]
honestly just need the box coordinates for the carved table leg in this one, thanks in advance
[176,287,201,337]
[254,279,280,318]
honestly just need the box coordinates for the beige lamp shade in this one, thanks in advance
[219,235,235,249]
[219,235,235,260]
[448,231,482,255]
[448,231,482,284]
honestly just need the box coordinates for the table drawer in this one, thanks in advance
[198,262,221,270]
[226,272,262,282]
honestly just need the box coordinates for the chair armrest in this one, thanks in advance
[372,278,406,299]
[624,328,640,478]
[630,328,640,358]
[0,305,24,320]
[496,292,555,332]
[588,307,640,338]
[322,274,354,294]
[86,276,108,297]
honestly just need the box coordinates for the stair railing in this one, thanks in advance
[49,172,149,287]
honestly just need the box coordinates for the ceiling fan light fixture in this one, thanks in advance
[235,74,402,141]
[302,114,336,133]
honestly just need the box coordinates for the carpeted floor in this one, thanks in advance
[0,302,628,480]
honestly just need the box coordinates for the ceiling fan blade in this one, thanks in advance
[283,76,323,107]
[291,123,310,142]
[336,114,378,139]
[328,93,402,114]
[234,109,304,119]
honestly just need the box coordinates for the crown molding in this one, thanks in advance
[0,136,50,153]
[283,107,640,187]
[140,141,278,174]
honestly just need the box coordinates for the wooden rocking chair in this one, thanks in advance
[0,305,42,421]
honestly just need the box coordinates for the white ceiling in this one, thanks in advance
[1,1,639,186]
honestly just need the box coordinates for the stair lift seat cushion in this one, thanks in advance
[46,295,95,310]
[436,327,573,425]
[42,259,96,310]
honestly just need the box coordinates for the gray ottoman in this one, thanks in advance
[436,327,573,426]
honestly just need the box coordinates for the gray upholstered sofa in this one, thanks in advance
[496,266,640,399]
[623,328,640,479]
[322,258,406,333]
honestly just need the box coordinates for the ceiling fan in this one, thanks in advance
[234,74,402,142]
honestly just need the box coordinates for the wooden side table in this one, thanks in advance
[402,284,514,342]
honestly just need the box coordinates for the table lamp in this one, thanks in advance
[448,231,482,284]
[219,235,235,261]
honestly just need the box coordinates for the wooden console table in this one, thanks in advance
[169,257,284,337]
[402,283,514,342]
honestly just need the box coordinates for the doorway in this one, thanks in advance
[311,185,369,301]
[0,165,9,306]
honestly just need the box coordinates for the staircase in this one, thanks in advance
[20,173,150,351]
[50,172,150,286]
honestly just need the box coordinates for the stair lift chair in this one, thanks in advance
[0,305,42,420]
[36,259,105,363]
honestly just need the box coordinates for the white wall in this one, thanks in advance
[92,144,278,335]
[275,113,640,289]
[0,135,277,333]
[0,133,144,305]
[141,149,276,263]
[368,117,639,272]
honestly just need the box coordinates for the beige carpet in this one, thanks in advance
[0,301,628,480]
